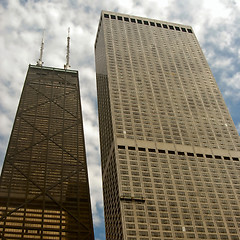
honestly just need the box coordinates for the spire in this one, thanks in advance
[64,27,71,69]
[37,30,45,66]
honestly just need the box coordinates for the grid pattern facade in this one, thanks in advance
[95,11,240,240]
[0,65,94,239]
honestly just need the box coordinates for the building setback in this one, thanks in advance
[95,11,240,240]
[0,65,94,239]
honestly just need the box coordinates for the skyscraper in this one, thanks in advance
[0,65,94,239]
[95,11,240,240]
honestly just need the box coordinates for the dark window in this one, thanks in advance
[148,148,156,152]
[206,154,213,158]
[131,18,136,23]
[104,14,109,18]
[214,155,221,159]
[128,146,136,150]
[117,16,123,20]
[178,152,185,156]
[158,149,166,153]
[137,19,142,24]
[196,153,204,157]
[181,27,187,32]
[168,150,175,154]
[156,23,161,27]
[118,145,125,149]
[111,15,116,19]
[124,17,129,22]
[175,26,180,31]
[144,21,149,25]
[187,152,194,156]
[150,22,155,26]
[233,157,239,161]
[223,156,230,160]
[187,29,193,33]
[169,25,174,30]
[163,24,168,29]
[138,147,146,152]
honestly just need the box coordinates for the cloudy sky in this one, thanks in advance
[1,0,240,239]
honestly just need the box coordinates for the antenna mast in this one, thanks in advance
[37,30,44,66]
[64,27,71,69]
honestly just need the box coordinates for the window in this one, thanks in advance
[181,27,187,32]
[156,23,161,27]
[118,145,125,149]
[117,16,123,20]
[148,148,156,152]
[137,19,142,24]
[139,231,148,236]
[111,15,116,19]
[144,21,149,25]
[187,233,196,238]
[158,149,165,153]
[126,224,135,229]
[131,18,136,23]
[178,152,185,156]
[163,24,168,29]
[175,26,180,31]
[128,146,136,150]
[169,25,174,30]
[124,17,129,22]
[150,22,155,26]
[168,150,175,154]
[187,28,193,33]
[104,14,109,18]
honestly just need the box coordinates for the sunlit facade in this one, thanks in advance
[0,65,94,239]
[95,11,240,240]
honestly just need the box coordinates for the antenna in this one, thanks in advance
[64,27,71,69]
[37,30,45,66]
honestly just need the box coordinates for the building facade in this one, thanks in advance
[0,65,94,239]
[95,11,240,240]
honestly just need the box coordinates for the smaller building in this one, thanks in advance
[0,65,94,239]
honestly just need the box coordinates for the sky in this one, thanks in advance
[0,0,240,239]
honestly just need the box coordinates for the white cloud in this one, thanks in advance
[0,113,13,137]
[212,57,233,72]
[202,0,232,21]
[226,72,240,90]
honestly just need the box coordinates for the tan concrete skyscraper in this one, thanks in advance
[0,65,94,239]
[95,11,240,240]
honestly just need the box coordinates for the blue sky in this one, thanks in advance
[1,0,240,239]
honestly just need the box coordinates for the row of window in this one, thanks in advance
[103,13,193,33]
[117,145,239,161]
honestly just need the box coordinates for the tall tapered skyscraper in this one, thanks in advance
[0,65,94,239]
[95,11,240,240]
